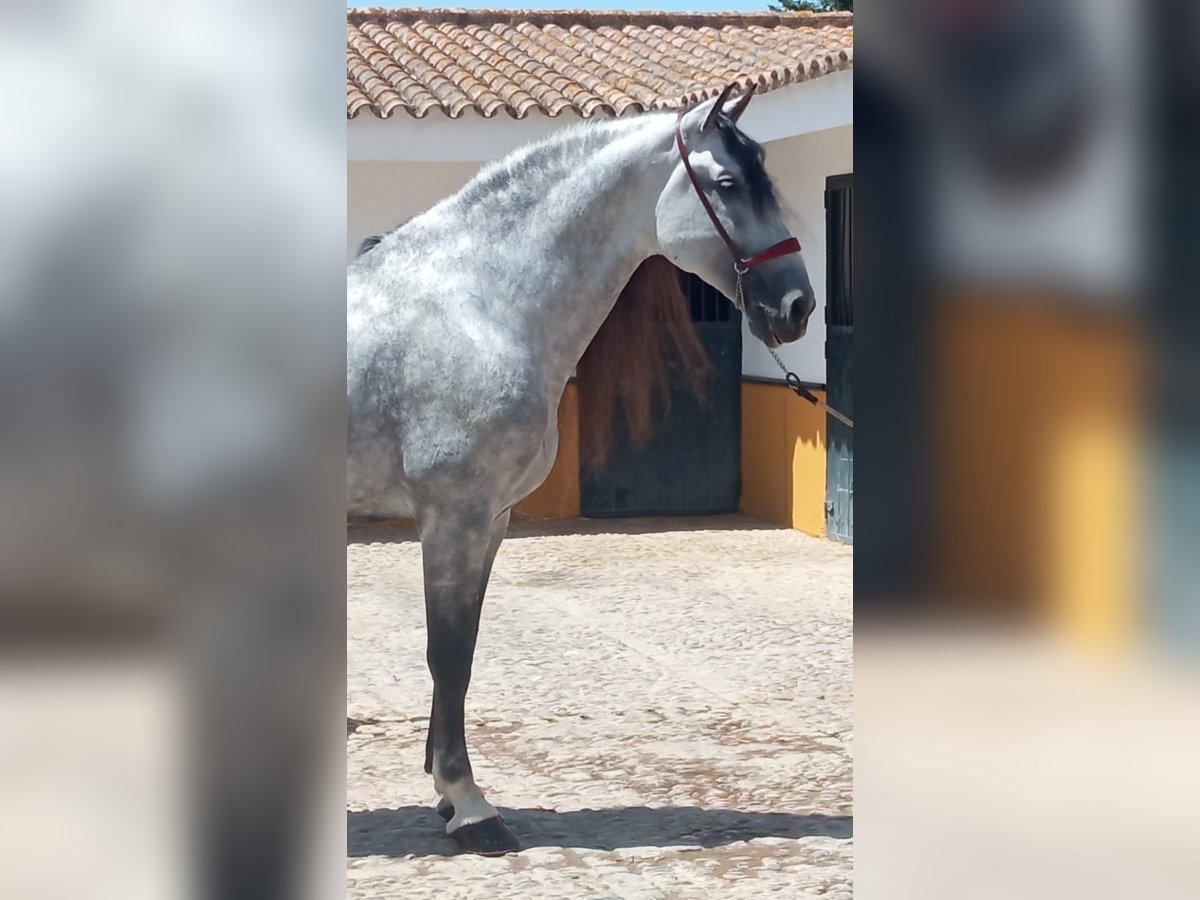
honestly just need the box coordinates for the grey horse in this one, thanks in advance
[347,85,816,854]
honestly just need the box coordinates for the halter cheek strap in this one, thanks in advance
[674,108,802,273]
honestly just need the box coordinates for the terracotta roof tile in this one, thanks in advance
[347,8,853,120]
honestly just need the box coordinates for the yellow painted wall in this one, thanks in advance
[514,383,581,518]
[931,298,1140,649]
[741,382,828,536]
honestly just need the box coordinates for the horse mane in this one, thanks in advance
[576,255,711,470]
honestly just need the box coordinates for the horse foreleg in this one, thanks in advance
[418,506,519,855]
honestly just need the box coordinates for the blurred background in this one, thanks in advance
[0,1,346,897]
[853,0,1199,897]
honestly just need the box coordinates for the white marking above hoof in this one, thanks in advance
[445,792,500,834]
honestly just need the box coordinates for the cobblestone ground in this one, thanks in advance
[347,515,853,898]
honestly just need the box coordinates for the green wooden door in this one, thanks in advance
[825,175,854,543]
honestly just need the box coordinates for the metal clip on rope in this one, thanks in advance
[768,347,854,429]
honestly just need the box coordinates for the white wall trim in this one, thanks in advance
[348,109,578,164]
[348,69,853,163]
[736,69,853,145]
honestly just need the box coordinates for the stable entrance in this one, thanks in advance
[580,272,742,517]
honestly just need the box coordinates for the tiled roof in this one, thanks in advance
[347,8,853,120]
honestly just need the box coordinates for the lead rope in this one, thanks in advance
[766,345,855,430]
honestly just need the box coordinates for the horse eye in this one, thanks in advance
[716,176,737,191]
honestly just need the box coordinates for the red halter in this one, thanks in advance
[674,108,802,274]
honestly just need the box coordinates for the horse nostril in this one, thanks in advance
[784,290,815,326]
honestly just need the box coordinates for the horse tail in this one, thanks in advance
[576,256,710,470]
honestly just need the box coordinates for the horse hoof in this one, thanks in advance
[450,817,521,856]
[435,797,454,822]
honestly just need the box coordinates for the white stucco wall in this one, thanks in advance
[743,125,853,386]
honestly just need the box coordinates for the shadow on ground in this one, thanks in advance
[348,805,852,858]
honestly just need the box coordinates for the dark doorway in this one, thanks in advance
[580,272,742,517]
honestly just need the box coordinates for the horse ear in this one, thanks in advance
[725,85,754,123]
[701,83,736,131]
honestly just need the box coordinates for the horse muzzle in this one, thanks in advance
[764,289,815,345]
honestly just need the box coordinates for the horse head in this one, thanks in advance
[655,85,816,349]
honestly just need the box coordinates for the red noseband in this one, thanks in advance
[674,108,802,273]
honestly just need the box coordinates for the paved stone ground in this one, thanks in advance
[347,515,853,898]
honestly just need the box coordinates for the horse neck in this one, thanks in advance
[465,116,675,389]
